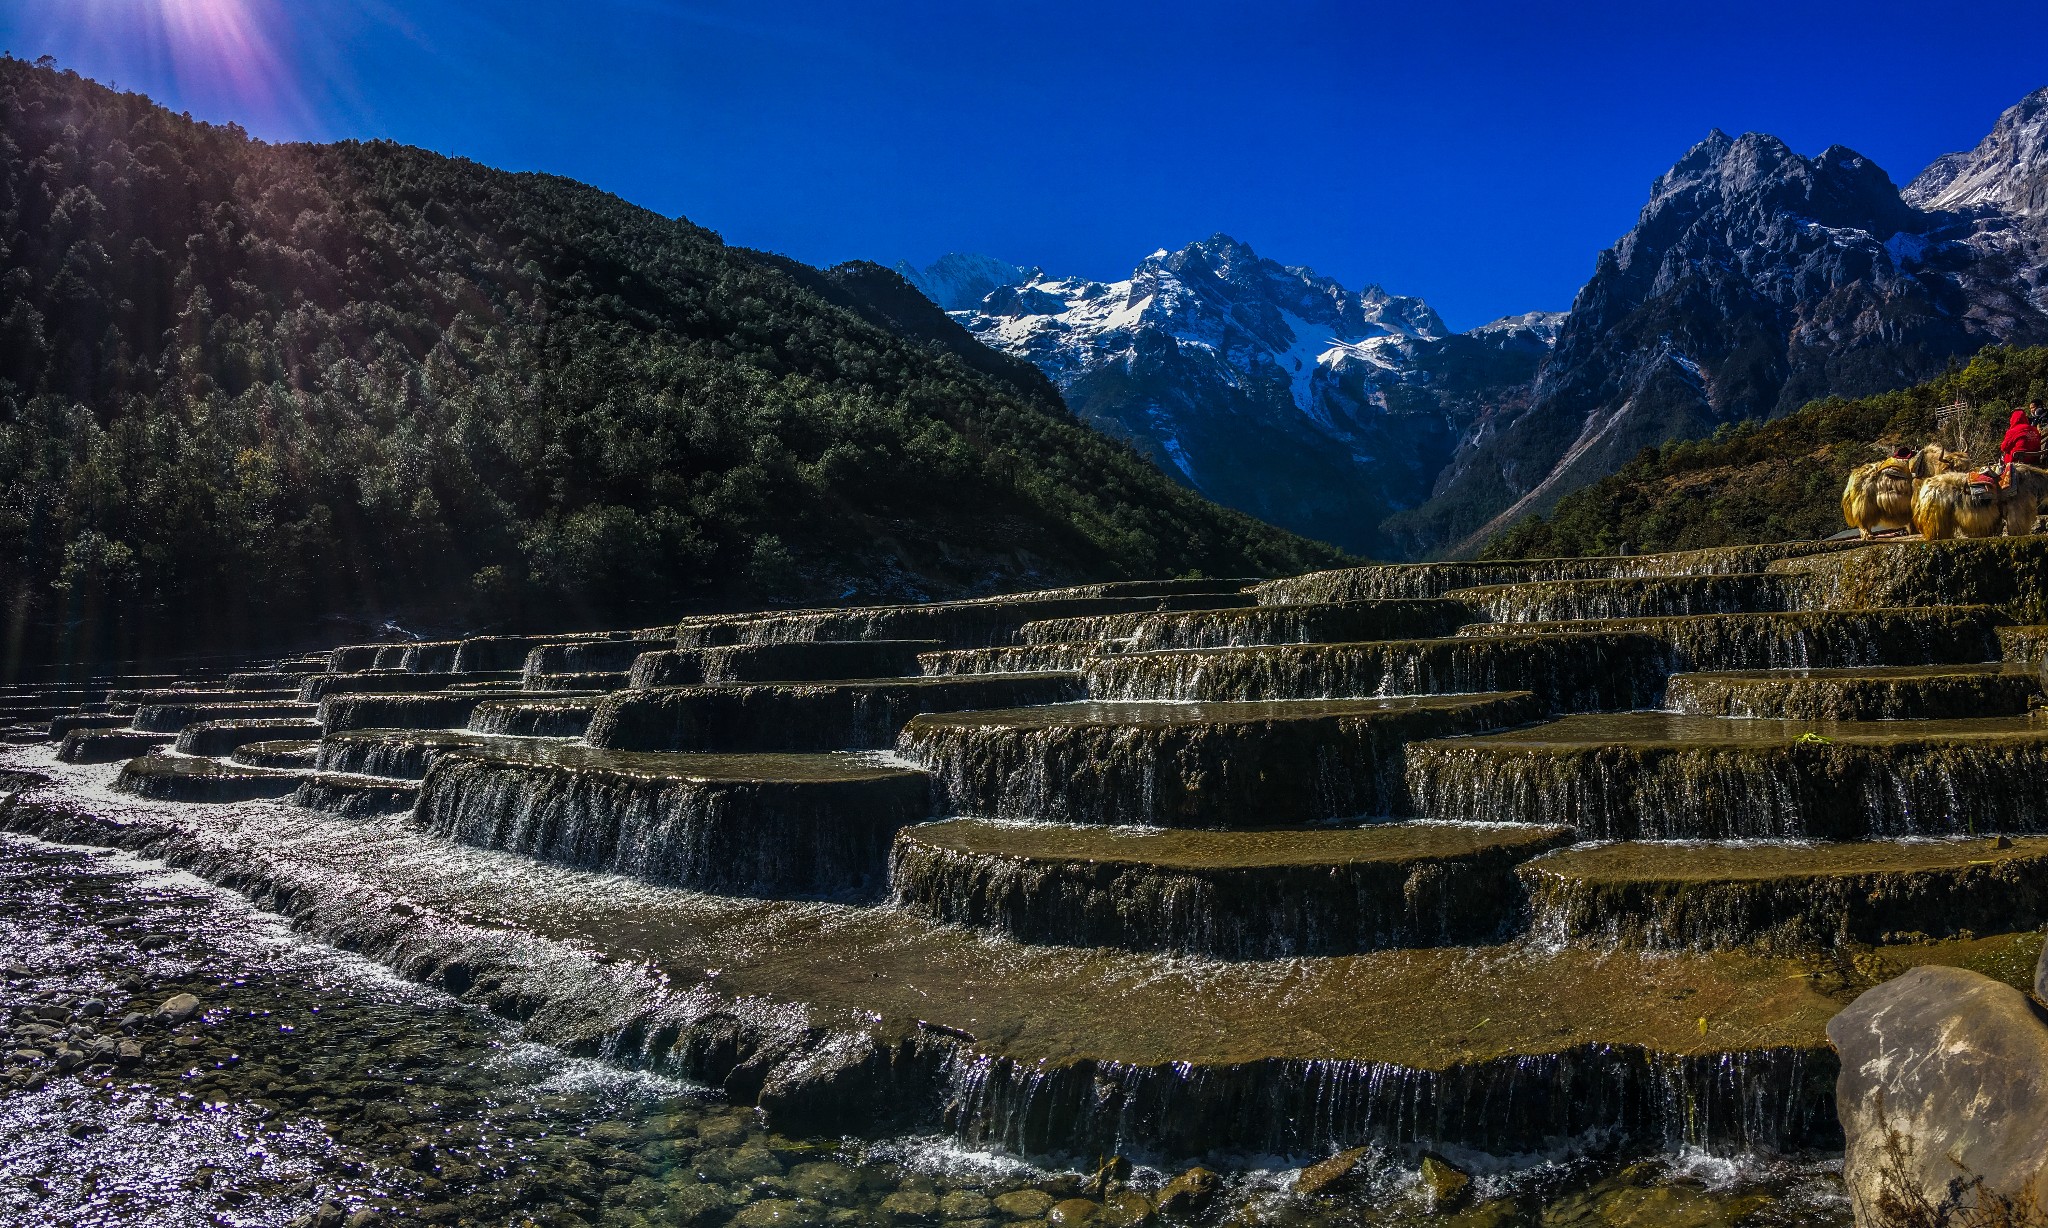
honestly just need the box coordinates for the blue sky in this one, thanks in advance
[12,0,2046,330]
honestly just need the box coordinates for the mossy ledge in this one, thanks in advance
[1664,666,2044,721]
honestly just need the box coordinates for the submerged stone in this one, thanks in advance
[1829,966,2048,1227]
[899,693,1540,827]
[413,744,933,896]
[587,673,1086,752]
[1664,665,2043,720]
[1522,836,2048,952]
[891,819,1573,957]
[113,755,301,803]
[1407,713,2048,839]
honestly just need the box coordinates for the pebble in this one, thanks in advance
[155,992,203,1023]
[995,1190,1057,1219]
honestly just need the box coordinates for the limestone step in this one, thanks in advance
[452,633,631,674]
[1406,714,2048,839]
[899,693,1539,827]
[113,755,301,803]
[587,673,1087,753]
[1665,665,2044,720]
[300,671,521,702]
[319,690,600,733]
[174,718,324,756]
[1521,836,2048,953]
[413,744,933,897]
[1020,599,1476,652]
[1253,542,1860,604]
[131,700,317,734]
[682,593,1257,650]
[1086,632,1668,711]
[466,695,606,737]
[2003,625,2048,669]
[890,819,1574,957]
[1446,574,1800,624]
[229,739,320,769]
[1454,607,2007,673]
[57,729,169,764]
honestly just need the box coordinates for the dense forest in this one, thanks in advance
[0,59,1343,666]
[1481,346,2048,558]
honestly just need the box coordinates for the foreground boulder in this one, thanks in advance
[1828,965,2048,1226]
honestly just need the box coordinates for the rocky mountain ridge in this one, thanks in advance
[917,85,2048,559]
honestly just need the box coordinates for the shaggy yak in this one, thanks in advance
[1998,463,2048,536]
[1841,444,1966,537]
[1913,470,2006,539]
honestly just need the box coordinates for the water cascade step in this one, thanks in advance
[320,690,598,733]
[916,645,1103,677]
[112,755,302,803]
[685,592,1257,650]
[290,772,421,817]
[413,743,933,896]
[899,693,1540,827]
[1520,837,2048,953]
[46,712,132,739]
[1021,599,1477,652]
[466,695,607,737]
[229,739,320,769]
[587,674,1087,752]
[1665,666,2045,720]
[527,670,628,693]
[1454,608,2007,673]
[1254,542,1859,604]
[317,728,556,780]
[300,671,521,701]
[57,729,170,764]
[700,640,942,684]
[1406,714,2048,838]
[173,718,325,756]
[521,639,649,684]
[1086,632,1669,711]
[131,700,316,733]
[1445,574,1801,623]
[890,819,1575,957]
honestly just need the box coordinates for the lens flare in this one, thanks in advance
[34,0,303,125]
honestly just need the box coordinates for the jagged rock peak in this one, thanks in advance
[1638,129,1914,236]
[1906,85,2048,218]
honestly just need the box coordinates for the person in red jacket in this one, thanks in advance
[2003,402,2043,471]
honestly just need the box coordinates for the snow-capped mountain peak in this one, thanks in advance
[1906,85,2048,219]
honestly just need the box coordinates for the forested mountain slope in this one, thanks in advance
[1481,346,2048,558]
[0,60,1341,663]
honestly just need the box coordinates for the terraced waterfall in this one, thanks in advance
[4,541,2046,1224]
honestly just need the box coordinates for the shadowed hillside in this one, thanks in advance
[1482,346,2048,559]
[0,60,1344,668]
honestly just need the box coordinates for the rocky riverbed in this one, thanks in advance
[0,826,1859,1227]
